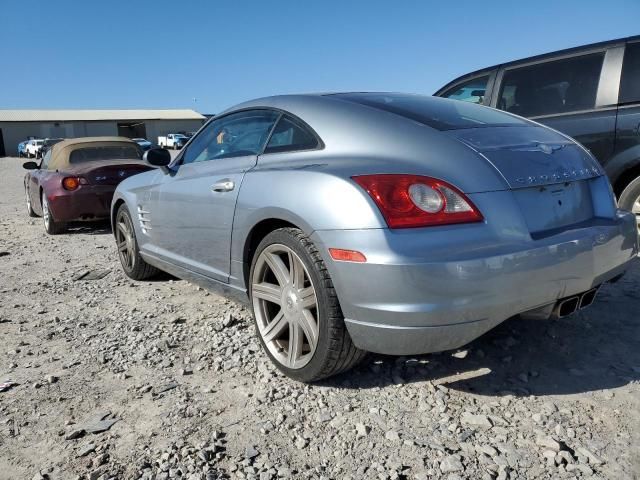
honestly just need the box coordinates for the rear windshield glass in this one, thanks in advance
[332,93,529,130]
[69,145,141,163]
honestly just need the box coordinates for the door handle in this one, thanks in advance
[211,179,235,192]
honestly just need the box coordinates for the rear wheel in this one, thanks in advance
[25,186,37,217]
[42,194,65,234]
[249,227,366,382]
[115,205,159,280]
[618,176,640,231]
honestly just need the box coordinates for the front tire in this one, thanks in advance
[115,205,159,280]
[249,227,365,382]
[42,194,65,234]
[618,176,640,231]
[25,186,37,217]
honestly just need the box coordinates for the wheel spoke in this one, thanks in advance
[287,322,303,368]
[289,252,305,289]
[299,286,317,310]
[261,310,288,344]
[252,282,282,306]
[118,241,128,252]
[297,309,318,352]
[265,252,291,286]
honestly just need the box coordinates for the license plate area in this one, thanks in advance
[512,180,594,235]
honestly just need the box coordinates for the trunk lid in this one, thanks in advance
[447,126,607,236]
[66,160,152,186]
[446,125,603,189]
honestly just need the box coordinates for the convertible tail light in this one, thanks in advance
[352,174,483,228]
[62,176,88,191]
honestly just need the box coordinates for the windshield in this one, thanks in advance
[332,93,529,131]
[69,145,141,164]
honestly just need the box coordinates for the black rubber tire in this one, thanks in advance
[115,204,159,280]
[249,227,366,382]
[42,194,66,235]
[25,186,37,217]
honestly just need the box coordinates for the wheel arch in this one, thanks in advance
[605,145,640,196]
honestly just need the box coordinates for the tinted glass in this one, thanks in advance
[41,150,52,169]
[334,93,528,130]
[69,145,141,164]
[264,116,319,153]
[441,75,490,104]
[620,42,640,104]
[183,110,279,164]
[498,53,604,117]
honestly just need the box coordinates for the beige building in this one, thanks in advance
[0,109,206,156]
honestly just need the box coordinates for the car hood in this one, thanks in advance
[445,126,604,189]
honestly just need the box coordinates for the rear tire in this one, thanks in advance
[249,227,366,382]
[42,194,65,234]
[618,176,640,231]
[115,204,159,280]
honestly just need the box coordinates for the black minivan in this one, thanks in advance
[435,36,640,223]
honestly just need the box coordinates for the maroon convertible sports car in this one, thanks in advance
[23,137,153,234]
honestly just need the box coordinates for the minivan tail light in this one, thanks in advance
[352,174,483,228]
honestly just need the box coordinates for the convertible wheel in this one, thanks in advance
[250,227,366,382]
[115,205,159,280]
[618,176,640,232]
[25,187,37,217]
[42,194,65,234]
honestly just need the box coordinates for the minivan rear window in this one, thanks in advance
[331,93,528,130]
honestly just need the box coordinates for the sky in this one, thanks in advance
[1,0,638,114]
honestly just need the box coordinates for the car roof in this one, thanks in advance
[47,137,137,170]
[434,35,640,95]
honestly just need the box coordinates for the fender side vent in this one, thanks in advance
[137,205,152,234]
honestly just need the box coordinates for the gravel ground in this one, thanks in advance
[1,156,639,480]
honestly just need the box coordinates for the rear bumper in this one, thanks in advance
[312,211,638,355]
[46,186,116,222]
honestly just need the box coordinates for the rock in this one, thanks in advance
[245,445,259,459]
[46,375,59,384]
[575,446,604,465]
[440,455,464,473]
[77,443,96,457]
[355,423,370,438]
[295,437,308,449]
[65,429,85,440]
[222,313,236,328]
[85,418,118,434]
[385,430,400,441]
[460,413,493,430]
[535,436,561,452]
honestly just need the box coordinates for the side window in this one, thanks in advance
[182,110,279,164]
[619,42,640,104]
[440,75,490,104]
[41,150,52,169]
[498,52,605,117]
[264,115,320,154]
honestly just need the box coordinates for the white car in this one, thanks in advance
[25,139,44,158]
[158,134,188,149]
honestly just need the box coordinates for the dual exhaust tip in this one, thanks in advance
[553,287,599,319]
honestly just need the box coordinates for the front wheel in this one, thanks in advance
[618,177,640,231]
[42,194,65,234]
[25,186,37,217]
[115,205,159,280]
[249,227,365,382]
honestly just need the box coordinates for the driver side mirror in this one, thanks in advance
[23,161,39,170]
[143,148,172,173]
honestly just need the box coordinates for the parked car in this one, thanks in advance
[25,139,44,158]
[39,138,64,158]
[158,133,188,149]
[132,138,154,151]
[17,141,28,157]
[111,93,637,381]
[23,137,152,234]
[435,35,640,225]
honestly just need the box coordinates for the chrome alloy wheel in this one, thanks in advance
[25,188,32,214]
[116,212,136,271]
[42,196,51,230]
[633,196,640,231]
[252,244,319,369]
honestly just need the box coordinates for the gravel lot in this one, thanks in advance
[1,156,639,480]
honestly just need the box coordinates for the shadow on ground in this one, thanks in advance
[64,220,112,235]
[323,278,640,397]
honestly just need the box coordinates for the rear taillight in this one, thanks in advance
[352,174,483,228]
[62,177,88,191]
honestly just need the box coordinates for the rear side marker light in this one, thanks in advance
[329,248,367,263]
[352,174,483,229]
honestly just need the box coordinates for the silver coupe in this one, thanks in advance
[111,93,638,381]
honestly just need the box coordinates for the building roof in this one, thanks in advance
[0,109,205,122]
